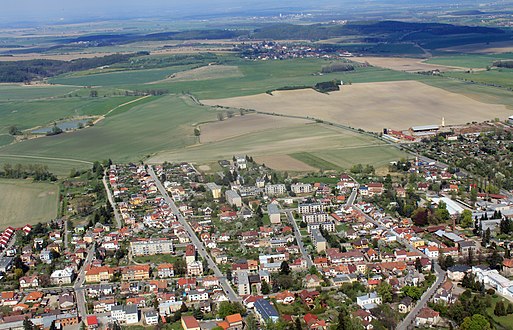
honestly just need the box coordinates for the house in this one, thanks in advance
[207,183,222,199]
[157,263,175,278]
[458,240,477,255]
[19,275,39,289]
[254,299,279,324]
[304,313,327,330]
[503,258,513,276]
[275,290,295,305]
[398,296,414,314]
[268,204,281,224]
[415,307,440,327]
[181,316,201,330]
[121,265,150,281]
[111,304,139,324]
[356,292,382,310]
[447,265,471,282]
[144,310,159,326]
[85,266,114,283]
[59,293,75,310]
[25,291,44,303]
[86,315,99,329]
[304,274,322,288]
[265,184,287,196]
[217,314,244,330]
[50,268,74,285]
[291,183,313,194]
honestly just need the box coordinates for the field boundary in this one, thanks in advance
[0,154,93,165]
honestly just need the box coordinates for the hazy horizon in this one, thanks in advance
[0,0,500,26]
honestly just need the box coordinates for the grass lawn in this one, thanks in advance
[299,176,340,184]
[0,178,59,228]
[133,254,181,264]
[486,296,513,330]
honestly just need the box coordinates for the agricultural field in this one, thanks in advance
[0,179,59,228]
[203,80,512,132]
[0,84,79,101]
[0,95,138,134]
[199,113,311,143]
[253,155,317,172]
[444,68,513,90]
[425,53,513,69]
[350,56,467,72]
[0,95,217,166]
[439,41,513,54]
[149,65,243,84]
[148,122,407,171]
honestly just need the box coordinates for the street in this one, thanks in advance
[147,165,240,302]
[74,245,95,320]
[354,206,446,330]
[102,173,122,229]
[285,211,314,268]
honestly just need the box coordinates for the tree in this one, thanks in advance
[279,261,290,275]
[377,281,393,303]
[90,90,98,97]
[246,314,258,330]
[193,307,204,320]
[294,317,302,330]
[217,302,245,319]
[261,280,270,294]
[494,301,507,316]
[459,314,491,330]
[23,319,35,330]
[8,125,20,136]
[487,250,503,270]
[460,210,473,228]
[507,303,513,315]
[415,258,422,272]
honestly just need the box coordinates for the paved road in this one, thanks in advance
[148,165,240,302]
[346,186,359,207]
[397,263,446,330]
[74,245,95,320]
[354,206,447,330]
[102,174,122,229]
[285,211,314,269]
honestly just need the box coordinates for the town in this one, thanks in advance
[0,154,512,330]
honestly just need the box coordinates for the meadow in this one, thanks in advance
[444,68,513,90]
[0,179,59,227]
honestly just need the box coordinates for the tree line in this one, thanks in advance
[1,163,57,181]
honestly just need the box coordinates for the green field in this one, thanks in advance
[444,68,513,90]
[426,53,513,69]
[149,122,407,170]
[0,84,79,101]
[0,179,59,228]
[50,64,194,86]
[0,96,138,134]
[0,95,216,164]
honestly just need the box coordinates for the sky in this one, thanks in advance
[1,0,328,24]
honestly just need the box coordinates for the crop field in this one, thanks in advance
[425,53,513,69]
[200,113,311,143]
[148,122,406,171]
[0,84,79,101]
[149,65,243,84]
[0,95,217,165]
[0,155,91,176]
[350,56,466,72]
[444,68,513,90]
[0,179,59,228]
[253,155,317,172]
[0,96,138,134]
[439,41,513,54]
[204,80,511,132]
[49,64,194,86]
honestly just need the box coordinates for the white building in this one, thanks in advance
[237,271,250,296]
[298,202,323,214]
[291,183,312,194]
[111,305,139,324]
[50,268,74,285]
[226,190,242,208]
[302,213,329,223]
[356,292,382,310]
[144,310,159,326]
[268,204,281,224]
[472,267,513,297]
[265,184,287,196]
[130,239,174,256]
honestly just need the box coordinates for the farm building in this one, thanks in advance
[410,125,439,133]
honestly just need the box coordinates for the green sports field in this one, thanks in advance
[0,179,59,228]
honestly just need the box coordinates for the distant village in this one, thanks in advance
[0,154,513,330]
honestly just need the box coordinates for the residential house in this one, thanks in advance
[181,316,201,330]
[356,292,382,310]
[19,275,39,289]
[254,299,279,324]
[415,307,440,327]
[121,265,150,281]
[111,305,139,325]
